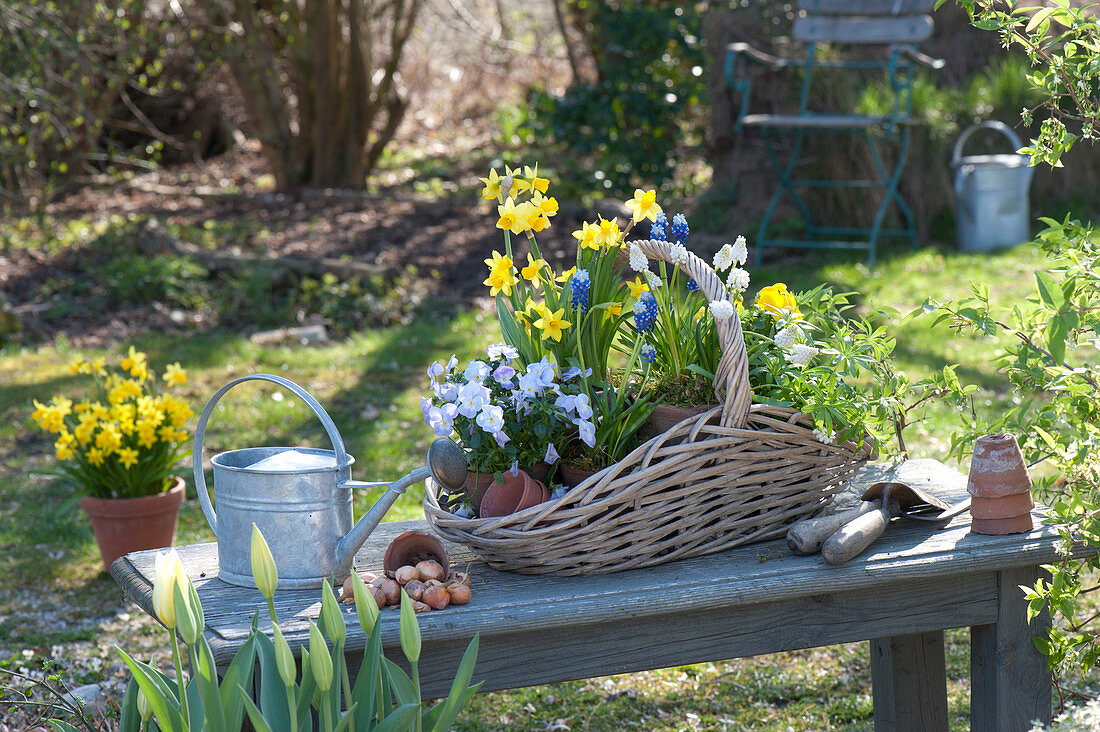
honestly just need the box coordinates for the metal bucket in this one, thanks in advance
[952,121,1034,252]
[193,374,386,589]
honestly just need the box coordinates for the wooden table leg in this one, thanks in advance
[971,565,1052,732]
[870,630,948,730]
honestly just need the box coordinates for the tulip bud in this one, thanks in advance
[398,591,421,664]
[250,524,278,601]
[173,581,201,646]
[320,578,345,647]
[152,549,185,628]
[272,625,296,687]
[351,573,379,634]
[308,621,333,692]
[136,687,154,722]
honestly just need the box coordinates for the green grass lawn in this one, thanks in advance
[0,239,1063,729]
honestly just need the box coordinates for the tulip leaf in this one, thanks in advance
[254,632,293,731]
[219,631,257,732]
[428,634,481,732]
[192,637,228,732]
[382,658,417,706]
[375,703,420,732]
[239,686,277,732]
[116,646,184,732]
[117,677,141,732]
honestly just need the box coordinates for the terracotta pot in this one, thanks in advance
[480,469,549,518]
[462,470,495,513]
[559,463,597,489]
[80,477,186,572]
[638,403,718,442]
[382,530,450,577]
[967,433,1032,498]
[971,492,1034,520]
[967,433,1034,535]
[524,462,551,483]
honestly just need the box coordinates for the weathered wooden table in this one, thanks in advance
[112,459,1073,731]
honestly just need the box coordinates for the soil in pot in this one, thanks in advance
[80,477,186,571]
[638,403,718,442]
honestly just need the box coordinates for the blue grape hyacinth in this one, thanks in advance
[650,212,668,242]
[571,269,591,311]
[670,213,689,244]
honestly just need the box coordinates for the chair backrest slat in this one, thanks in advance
[793,15,933,44]
[799,0,935,15]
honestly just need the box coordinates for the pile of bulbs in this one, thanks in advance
[340,560,473,613]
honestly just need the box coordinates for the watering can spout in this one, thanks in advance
[334,438,467,574]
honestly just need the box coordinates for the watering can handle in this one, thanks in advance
[951,120,1025,168]
[192,374,352,537]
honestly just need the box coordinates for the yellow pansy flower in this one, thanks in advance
[625,189,663,223]
[533,308,571,342]
[521,253,548,289]
[479,168,503,201]
[162,363,187,385]
[626,277,649,299]
[756,283,802,318]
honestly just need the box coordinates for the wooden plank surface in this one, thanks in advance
[793,15,934,43]
[111,459,1071,673]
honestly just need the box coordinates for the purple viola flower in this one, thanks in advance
[475,403,506,434]
[544,442,560,465]
[493,363,516,386]
[427,361,445,385]
[420,396,433,417]
[509,461,520,477]
[574,418,596,448]
[456,381,489,418]
[486,343,520,361]
[463,360,491,383]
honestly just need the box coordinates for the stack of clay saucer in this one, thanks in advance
[967,433,1034,535]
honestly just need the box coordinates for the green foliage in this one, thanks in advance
[520,1,706,196]
[102,255,211,311]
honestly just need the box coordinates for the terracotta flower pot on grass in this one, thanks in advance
[80,476,186,571]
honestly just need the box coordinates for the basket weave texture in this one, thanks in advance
[424,239,875,575]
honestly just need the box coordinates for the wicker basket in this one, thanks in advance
[423,239,875,575]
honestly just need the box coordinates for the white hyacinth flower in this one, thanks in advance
[785,343,819,366]
[709,299,735,321]
[669,242,689,266]
[726,267,750,293]
[629,243,649,273]
[812,426,837,445]
[645,270,663,289]
[731,235,748,266]
[713,244,733,271]
[774,326,797,350]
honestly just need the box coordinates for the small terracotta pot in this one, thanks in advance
[559,463,597,489]
[80,477,186,571]
[462,470,495,513]
[967,433,1034,535]
[971,492,1034,520]
[480,469,549,517]
[967,433,1032,498]
[523,462,551,482]
[382,530,450,578]
[638,403,717,442]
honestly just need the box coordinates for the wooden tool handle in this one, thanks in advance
[821,507,891,566]
[786,501,877,555]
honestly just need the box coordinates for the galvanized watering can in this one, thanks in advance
[193,374,467,589]
[952,120,1034,252]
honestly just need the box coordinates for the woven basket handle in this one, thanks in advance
[633,238,752,430]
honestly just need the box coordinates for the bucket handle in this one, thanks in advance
[952,120,1025,168]
[192,374,351,537]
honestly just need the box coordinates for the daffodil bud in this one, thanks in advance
[250,524,278,601]
[351,573,379,634]
[136,687,154,722]
[308,621,333,692]
[272,625,296,688]
[320,578,345,647]
[152,549,185,628]
[398,591,421,664]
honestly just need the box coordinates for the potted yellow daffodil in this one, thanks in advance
[31,347,193,570]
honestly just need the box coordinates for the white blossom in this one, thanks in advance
[785,343,819,366]
[669,242,689,266]
[726,267,750,293]
[731,235,748,266]
[713,244,733,271]
[813,426,837,445]
[774,326,797,350]
[629,243,649,273]
[645,270,663,289]
[709,300,735,321]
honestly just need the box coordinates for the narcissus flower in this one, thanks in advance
[533,308,571,342]
[496,197,523,234]
[626,276,649,300]
[479,168,503,201]
[521,253,548,289]
[625,189,662,223]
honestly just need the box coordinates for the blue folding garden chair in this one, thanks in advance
[726,0,944,269]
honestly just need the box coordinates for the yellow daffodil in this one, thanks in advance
[523,164,550,194]
[95,424,122,453]
[522,253,548,289]
[596,217,622,248]
[484,267,519,297]
[496,197,523,234]
[533,308,571,342]
[626,276,649,299]
[479,168,503,201]
[531,191,558,219]
[87,446,106,466]
[137,420,159,448]
[74,416,97,445]
[604,301,623,322]
[506,165,529,197]
[516,200,547,233]
[556,266,577,284]
[625,188,662,223]
[120,346,147,378]
[55,432,75,461]
[117,447,140,469]
[757,283,802,318]
[572,221,600,251]
[162,363,187,385]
